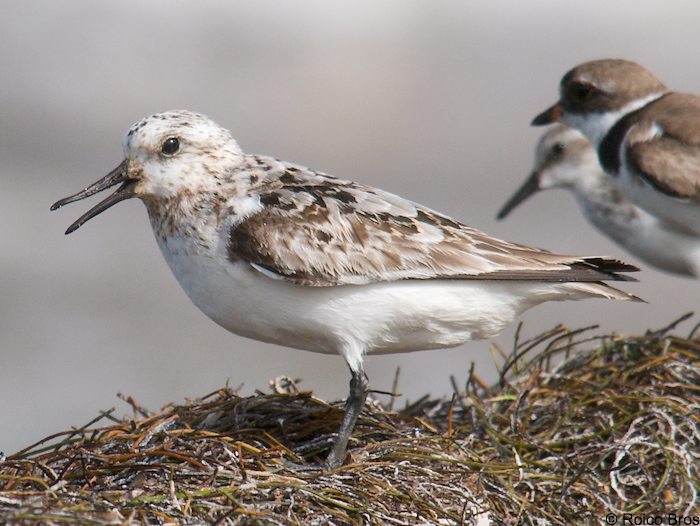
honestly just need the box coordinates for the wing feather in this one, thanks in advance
[626,94,700,201]
[227,158,638,287]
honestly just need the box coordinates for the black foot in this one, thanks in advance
[324,369,368,469]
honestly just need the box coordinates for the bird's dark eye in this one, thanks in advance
[553,142,566,156]
[161,137,180,156]
[567,82,595,101]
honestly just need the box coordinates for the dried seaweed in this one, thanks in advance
[1,316,699,525]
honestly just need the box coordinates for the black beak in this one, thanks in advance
[531,104,562,126]
[50,159,136,234]
[496,171,542,220]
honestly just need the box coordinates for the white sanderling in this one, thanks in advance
[51,110,641,468]
[533,58,700,236]
[498,125,700,278]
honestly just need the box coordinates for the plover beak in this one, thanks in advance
[496,171,541,220]
[50,159,136,234]
[531,104,561,126]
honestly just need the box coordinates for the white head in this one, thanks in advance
[123,110,244,199]
[497,125,605,219]
[51,110,245,233]
[534,125,602,191]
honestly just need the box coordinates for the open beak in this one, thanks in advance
[496,171,542,220]
[531,104,561,126]
[50,159,137,234]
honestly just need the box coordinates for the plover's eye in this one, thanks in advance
[161,137,180,156]
[567,82,595,101]
[553,143,566,156]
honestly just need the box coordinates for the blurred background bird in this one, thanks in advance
[498,125,700,278]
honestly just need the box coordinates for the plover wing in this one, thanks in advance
[618,93,700,202]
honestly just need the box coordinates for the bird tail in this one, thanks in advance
[557,280,645,303]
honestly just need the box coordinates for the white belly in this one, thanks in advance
[157,237,592,371]
[584,198,700,277]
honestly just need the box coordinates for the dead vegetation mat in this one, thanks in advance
[1,315,699,525]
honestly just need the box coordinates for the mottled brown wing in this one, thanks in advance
[227,170,637,286]
[626,94,700,201]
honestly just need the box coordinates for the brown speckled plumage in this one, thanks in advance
[218,156,637,287]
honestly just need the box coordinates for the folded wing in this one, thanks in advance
[626,93,700,202]
[228,160,638,287]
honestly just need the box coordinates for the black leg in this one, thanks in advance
[324,367,368,469]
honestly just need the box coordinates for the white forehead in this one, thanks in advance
[122,110,234,152]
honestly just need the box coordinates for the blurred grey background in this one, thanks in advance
[2,0,699,454]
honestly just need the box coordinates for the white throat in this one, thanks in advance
[563,92,666,149]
